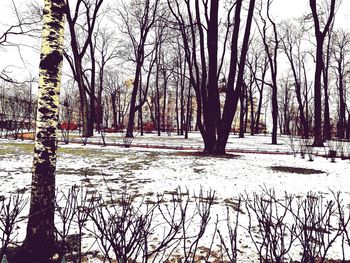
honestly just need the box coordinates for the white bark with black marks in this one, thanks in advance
[18,0,66,262]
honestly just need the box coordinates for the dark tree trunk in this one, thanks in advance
[215,0,255,154]
[239,85,245,138]
[313,37,325,146]
[254,87,264,134]
[253,61,267,134]
[205,0,220,152]
[156,55,161,136]
[337,60,346,139]
[88,50,96,136]
[323,27,333,140]
[162,68,167,132]
[185,85,191,139]
[346,113,350,140]
[111,92,118,130]
[244,87,249,133]
[126,61,142,137]
[309,0,336,146]
[65,0,103,138]
[175,75,180,135]
[96,67,104,131]
[168,0,255,154]
[139,76,144,136]
[289,60,309,138]
[249,81,255,135]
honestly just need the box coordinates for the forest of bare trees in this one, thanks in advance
[2,0,350,153]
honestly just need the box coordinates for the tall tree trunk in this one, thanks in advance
[254,88,264,134]
[216,0,256,154]
[254,62,267,134]
[185,87,191,139]
[249,82,255,135]
[239,85,245,138]
[244,87,249,133]
[323,27,333,140]
[139,76,144,136]
[309,0,336,146]
[337,60,346,139]
[180,53,186,136]
[17,1,65,262]
[162,69,167,132]
[96,67,104,131]
[111,92,118,130]
[118,90,122,125]
[205,0,220,152]
[65,0,101,138]
[323,78,331,139]
[180,85,185,135]
[156,57,161,136]
[288,60,309,138]
[175,74,180,135]
[346,112,350,139]
[313,36,325,146]
[126,61,142,137]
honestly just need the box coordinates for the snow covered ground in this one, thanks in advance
[0,132,350,262]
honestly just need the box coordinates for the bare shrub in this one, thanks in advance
[244,189,296,263]
[285,134,297,157]
[180,189,215,262]
[54,185,96,263]
[292,192,344,263]
[217,199,241,263]
[0,192,27,261]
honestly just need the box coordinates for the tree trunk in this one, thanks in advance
[249,83,255,135]
[65,4,92,138]
[309,0,336,146]
[239,85,245,138]
[139,76,144,136]
[346,112,350,139]
[126,61,142,137]
[162,69,167,132]
[175,75,180,135]
[254,88,264,134]
[313,36,325,146]
[323,79,331,139]
[205,0,220,151]
[156,58,161,136]
[96,67,104,131]
[111,92,118,130]
[337,60,346,139]
[180,56,186,136]
[185,85,191,139]
[215,0,255,154]
[16,1,65,262]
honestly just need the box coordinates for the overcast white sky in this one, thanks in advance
[1,0,350,83]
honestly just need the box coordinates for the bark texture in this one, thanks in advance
[16,0,66,262]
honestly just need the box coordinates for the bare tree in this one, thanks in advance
[117,0,161,137]
[331,29,350,139]
[168,0,256,154]
[280,20,310,138]
[95,29,119,131]
[64,0,104,137]
[309,0,337,146]
[256,0,279,145]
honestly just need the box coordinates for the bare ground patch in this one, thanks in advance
[270,166,325,174]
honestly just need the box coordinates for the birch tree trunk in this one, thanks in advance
[15,0,66,262]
